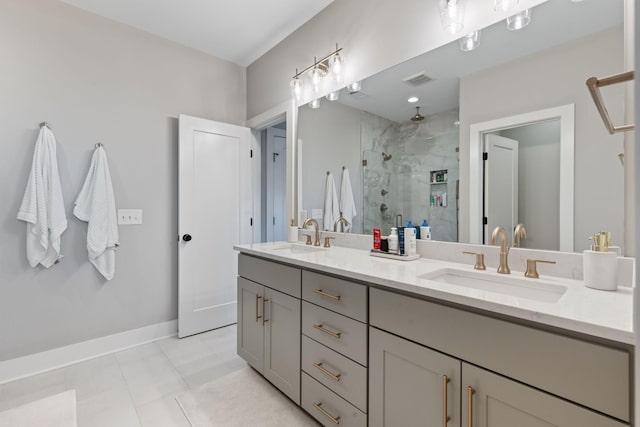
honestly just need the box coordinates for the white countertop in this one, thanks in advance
[235,242,634,345]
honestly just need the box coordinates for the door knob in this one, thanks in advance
[182,234,192,242]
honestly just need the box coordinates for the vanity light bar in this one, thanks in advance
[586,70,635,135]
[292,44,343,80]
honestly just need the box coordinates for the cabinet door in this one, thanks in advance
[462,363,627,427]
[264,287,301,404]
[237,278,264,372]
[370,327,461,427]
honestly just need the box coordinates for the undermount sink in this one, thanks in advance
[418,268,567,303]
[266,244,324,255]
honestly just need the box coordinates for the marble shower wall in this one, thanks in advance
[362,109,459,242]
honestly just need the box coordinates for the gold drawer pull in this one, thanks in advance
[313,362,342,382]
[467,386,476,427]
[314,289,341,301]
[313,324,342,339]
[313,402,340,424]
[255,295,262,323]
[443,375,451,426]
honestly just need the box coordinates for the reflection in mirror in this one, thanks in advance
[296,0,626,253]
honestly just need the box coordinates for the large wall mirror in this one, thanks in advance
[297,0,627,253]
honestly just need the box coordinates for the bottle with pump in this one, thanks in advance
[388,227,399,254]
[420,220,432,240]
[583,231,617,291]
[287,219,298,243]
[406,220,419,239]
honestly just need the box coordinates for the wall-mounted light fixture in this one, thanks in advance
[439,0,466,34]
[506,8,531,30]
[291,44,345,103]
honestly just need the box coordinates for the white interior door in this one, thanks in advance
[266,127,287,242]
[484,134,519,245]
[179,114,252,338]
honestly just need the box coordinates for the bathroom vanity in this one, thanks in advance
[235,243,633,427]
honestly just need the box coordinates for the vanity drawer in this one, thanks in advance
[238,253,301,298]
[302,372,367,427]
[302,335,367,412]
[302,271,367,322]
[370,288,631,422]
[302,301,367,366]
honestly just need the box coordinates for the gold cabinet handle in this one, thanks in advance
[262,298,269,325]
[313,362,342,382]
[313,324,342,339]
[467,386,476,427]
[255,295,262,323]
[443,375,451,426]
[313,402,340,425]
[314,289,341,301]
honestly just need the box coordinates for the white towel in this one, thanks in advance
[17,127,68,268]
[323,173,340,231]
[74,146,119,280]
[339,168,357,233]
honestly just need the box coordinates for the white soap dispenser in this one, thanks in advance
[583,231,618,291]
[287,219,298,243]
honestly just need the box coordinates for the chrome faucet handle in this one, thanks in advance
[525,259,556,279]
[303,234,313,245]
[462,251,486,270]
[324,236,335,248]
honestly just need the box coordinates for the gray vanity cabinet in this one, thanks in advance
[462,363,626,427]
[369,327,461,427]
[237,254,302,404]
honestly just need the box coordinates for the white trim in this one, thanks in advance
[0,320,177,385]
[469,104,575,252]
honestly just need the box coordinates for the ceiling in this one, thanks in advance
[337,0,624,123]
[58,0,334,66]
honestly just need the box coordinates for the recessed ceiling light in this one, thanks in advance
[408,96,419,103]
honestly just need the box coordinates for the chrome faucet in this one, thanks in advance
[491,226,510,274]
[514,223,527,248]
[302,218,321,246]
[334,216,350,232]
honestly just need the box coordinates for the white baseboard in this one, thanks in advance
[0,320,178,385]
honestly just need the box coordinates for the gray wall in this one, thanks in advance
[500,121,561,251]
[298,102,363,233]
[0,0,245,361]
[459,27,625,252]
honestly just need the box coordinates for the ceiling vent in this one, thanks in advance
[402,72,433,87]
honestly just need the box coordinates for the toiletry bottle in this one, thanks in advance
[404,227,417,255]
[398,227,405,255]
[406,220,419,239]
[420,220,432,240]
[373,228,381,250]
[388,227,399,254]
[583,232,618,291]
[287,219,298,243]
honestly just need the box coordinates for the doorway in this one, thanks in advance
[261,122,287,242]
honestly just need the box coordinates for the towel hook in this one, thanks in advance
[95,142,103,148]
[39,121,51,129]
[326,171,330,175]
[342,166,346,170]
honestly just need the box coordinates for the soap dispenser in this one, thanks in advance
[583,231,618,291]
[287,219,298,243]
[420,219,432,240]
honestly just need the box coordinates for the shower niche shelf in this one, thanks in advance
[430,169,448,184]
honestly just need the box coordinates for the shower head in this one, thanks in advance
[411,106,425,122]
[382,152,392,161]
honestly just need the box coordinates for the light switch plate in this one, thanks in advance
[118,209,143,225]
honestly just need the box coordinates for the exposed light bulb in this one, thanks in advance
[289,77,302,100]
[329,53,343,81]
[326,90,340,101]
[459,30,480,51]
[346,81,361,93]
[506,8,531,30]
[439,0,466,34]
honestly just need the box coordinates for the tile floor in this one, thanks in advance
[0,324,256,427]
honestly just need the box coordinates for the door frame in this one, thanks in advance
[246,100,297,239]
[469,104,574,251]
[265,127,287,242]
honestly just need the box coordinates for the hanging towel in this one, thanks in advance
[323,172,340,231]
[339,168,357,233]
[74,146,119,280]
[17,127,68,268]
